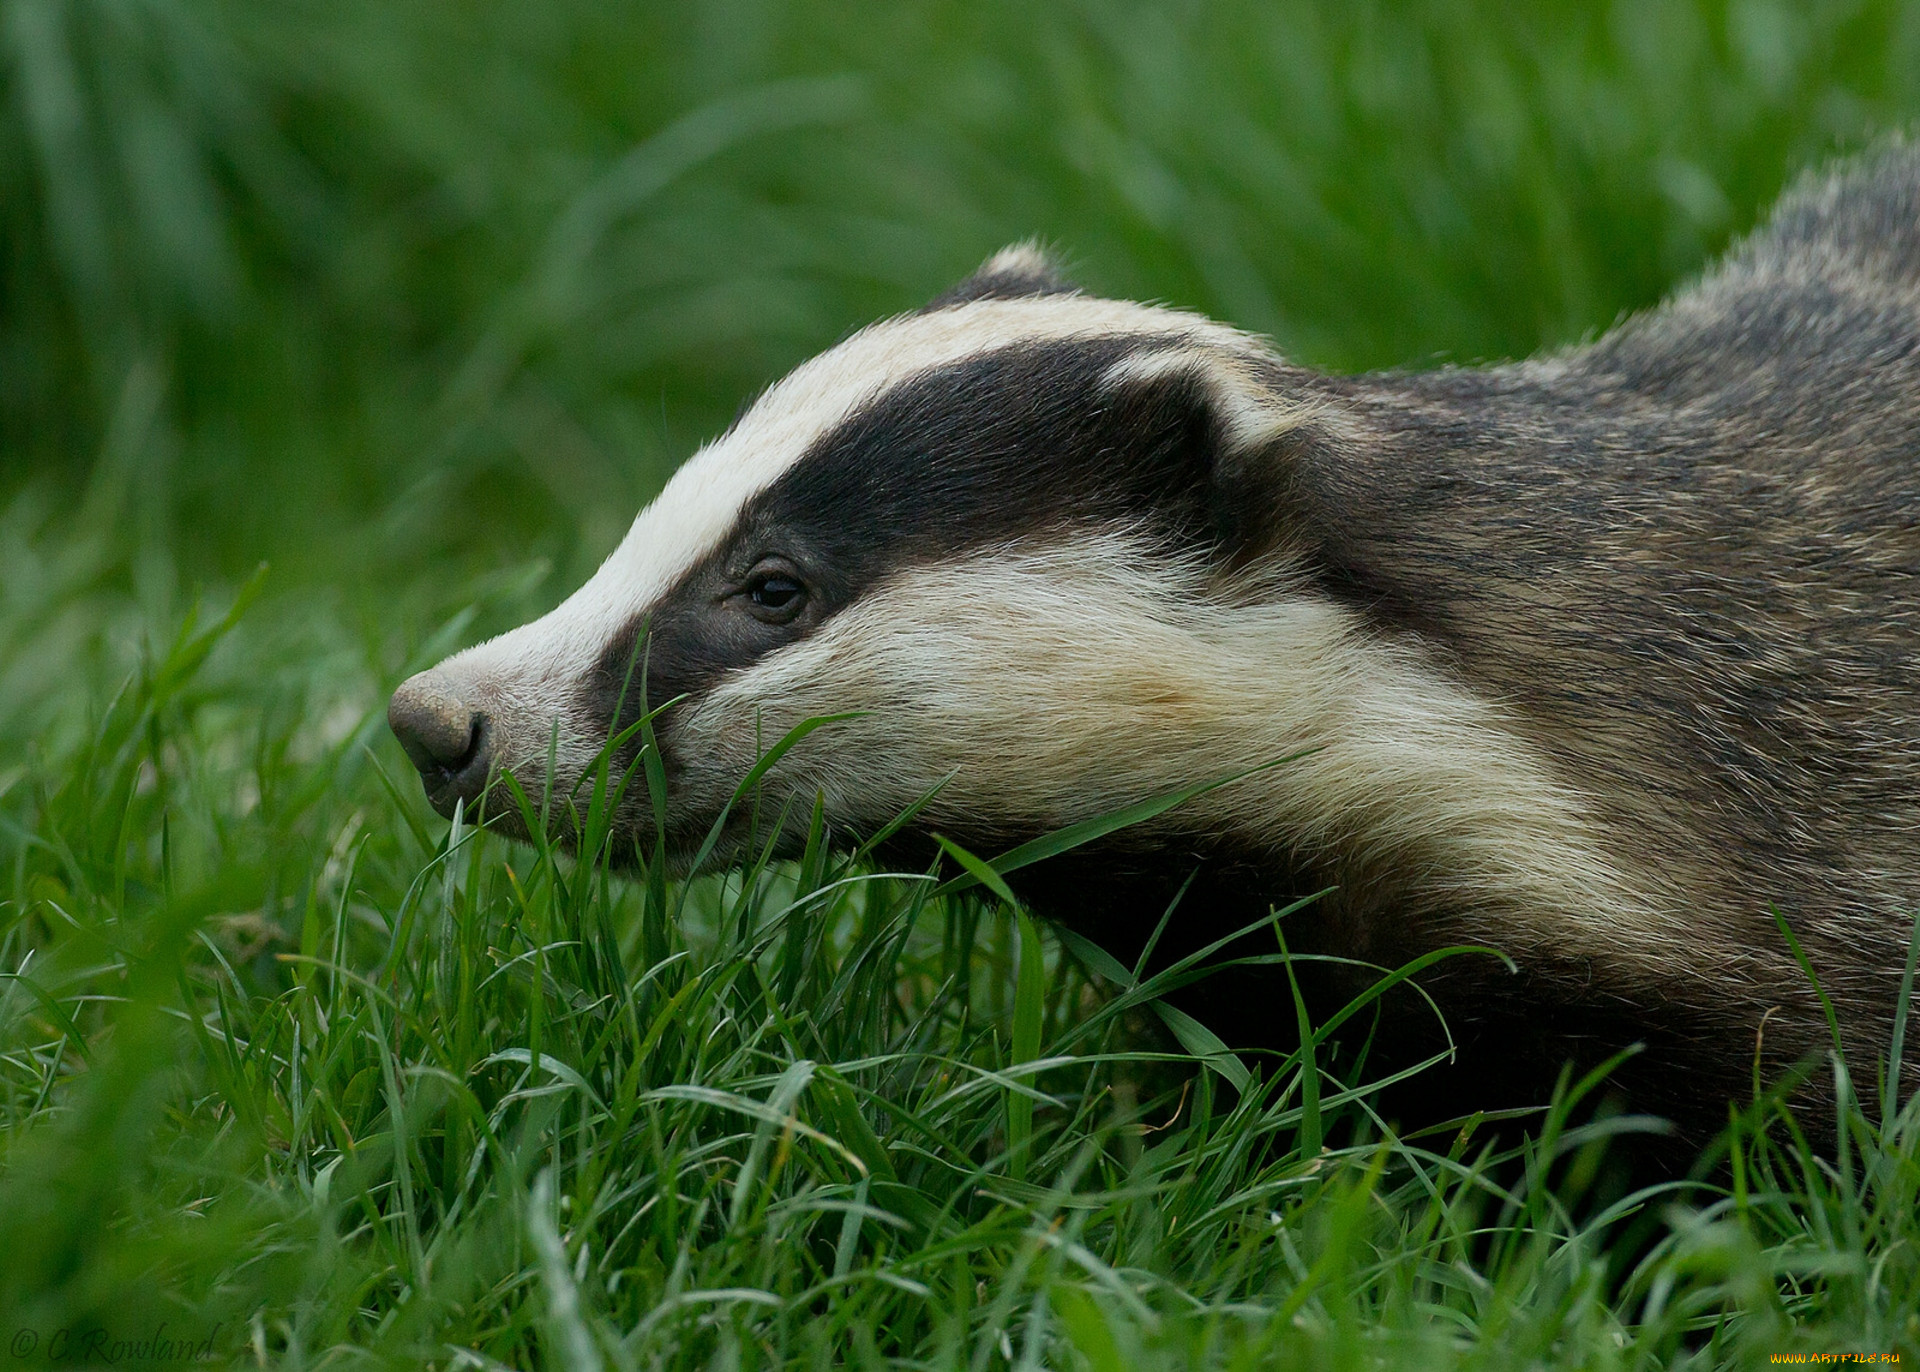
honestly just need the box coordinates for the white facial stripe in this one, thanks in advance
[438,295,1270,695]
[671,534,1685,967]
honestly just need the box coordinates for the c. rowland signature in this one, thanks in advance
[7,1323,223,1364]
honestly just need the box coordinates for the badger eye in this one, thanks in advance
[743,568,808,623]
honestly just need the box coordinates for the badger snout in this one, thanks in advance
[388,671,493,817]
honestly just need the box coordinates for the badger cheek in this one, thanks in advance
[660,616,1061,853]
[662,640,921,852]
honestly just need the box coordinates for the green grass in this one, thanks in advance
[6,1,1920,1366]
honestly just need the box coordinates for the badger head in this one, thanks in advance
[387,247,1358,871]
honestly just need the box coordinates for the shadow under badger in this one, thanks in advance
[392,148,1920,1150]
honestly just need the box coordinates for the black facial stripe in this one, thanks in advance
[585,332,1237,737]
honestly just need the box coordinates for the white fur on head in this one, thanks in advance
[979,242,1058,278]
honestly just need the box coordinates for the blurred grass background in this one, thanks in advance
[9,0,1917,599]
[6,1,1920,1366]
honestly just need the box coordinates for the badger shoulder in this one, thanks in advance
[1273,148,1920,1072]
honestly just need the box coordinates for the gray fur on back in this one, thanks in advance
[1300,146,1920,1050]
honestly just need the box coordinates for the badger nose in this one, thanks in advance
[388,672,492,814]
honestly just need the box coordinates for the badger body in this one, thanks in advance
[391,150,1920,1143]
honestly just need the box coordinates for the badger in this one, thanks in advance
[390,148,1920,1147]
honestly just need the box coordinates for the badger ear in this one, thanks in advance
[924,242,1078,310]
[1098,345,1330,563]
